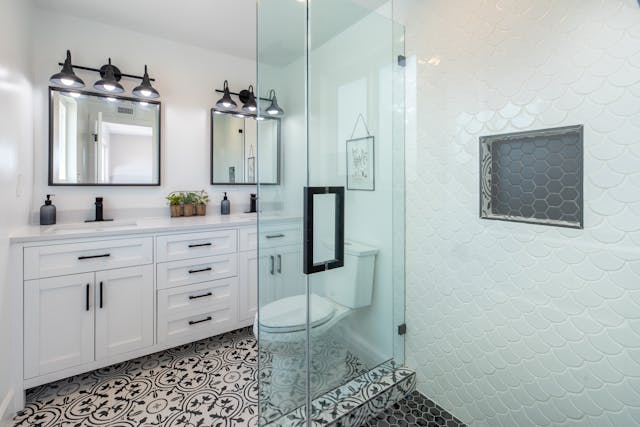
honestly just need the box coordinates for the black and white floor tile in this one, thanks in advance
[12,327,374,427]
[364,391,467,427]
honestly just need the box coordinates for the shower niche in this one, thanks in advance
[480,125,584,229]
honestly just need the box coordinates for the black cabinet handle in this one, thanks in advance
[270,255,275,275]
[277,254,282,274]
[78,253,111,260]
[304,186,345,274]
[266,234,285,239]
[85,284,90,311]
[99,281,103,309]
[189,316,212,325]
[188,267,212,274]
[188,243,212,248]
[189,292,213,300]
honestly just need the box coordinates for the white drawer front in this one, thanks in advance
[156,254,238,290]
[24,238,153,280]
[239,227,257,252]
[157,279,237,346]
[156,229,237,262]
[260,223,302,249]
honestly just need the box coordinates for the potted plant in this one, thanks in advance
[166,193,183,217]
[195,190,209,216]
[182,192,197,217]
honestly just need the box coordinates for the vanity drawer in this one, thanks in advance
[157,279,237,346]
[156,254,238,290]
[156,229,237,262]
[24,238,153,280]
[260,223,302,249]
[239,227,257,252]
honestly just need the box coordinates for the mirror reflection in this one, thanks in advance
[211,110,279,185]
[49,88,161,185]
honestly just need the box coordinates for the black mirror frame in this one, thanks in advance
[48,86,162,186]
[210,108,281,186]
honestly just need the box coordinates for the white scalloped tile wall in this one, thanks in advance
[400,0,640,425]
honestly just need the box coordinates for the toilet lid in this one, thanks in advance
[260,294,335,333]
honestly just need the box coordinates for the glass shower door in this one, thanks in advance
[257,1,405,425]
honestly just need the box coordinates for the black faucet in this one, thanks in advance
[85,197,113,222]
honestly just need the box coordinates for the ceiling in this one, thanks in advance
[33,0,390,66]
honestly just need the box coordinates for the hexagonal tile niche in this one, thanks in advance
[480,125,583,228]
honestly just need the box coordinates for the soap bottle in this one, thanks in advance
[40,194,56,225]
[221,192,230,215]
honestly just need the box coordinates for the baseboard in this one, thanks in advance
[340,325,388,367]
[0,388,15,427]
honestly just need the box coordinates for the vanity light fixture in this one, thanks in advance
[242,85,257,113]
[265,89,284,116]
[132,65,160,98]
[49,50,85,88]
[216,80,237,109]
[94,58,124,94]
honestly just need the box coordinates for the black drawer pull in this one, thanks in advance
[189,316,212,325]
[188,267,212,274]
[266,234,285,239]
[78,253,111,260]
[189,292,212,300]
[188,243,212,248]
[85,284,90,311]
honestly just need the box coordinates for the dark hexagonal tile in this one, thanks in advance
[545,180,562,194]
[546,166,563,180]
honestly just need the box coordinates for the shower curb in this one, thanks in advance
[268,360,415,426]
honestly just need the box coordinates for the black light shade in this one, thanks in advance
[216,80,237,110]
[50,50,85,88]
[94,58,124,93]
[242,85,257,113]
[265,89,284,116]
[132,65,160,99]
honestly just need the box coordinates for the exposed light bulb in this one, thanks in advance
[104,84,115,92]
[140,89,151,97]
[61,78,74,86]
[223,101,232,108]
[267,109,278,115]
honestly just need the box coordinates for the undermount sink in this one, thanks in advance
[45,220,139,234]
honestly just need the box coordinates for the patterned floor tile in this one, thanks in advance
[363,391,466,427]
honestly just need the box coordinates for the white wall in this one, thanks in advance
[0,0,34,422]
[31,8,257,222]
[399,0,640,425]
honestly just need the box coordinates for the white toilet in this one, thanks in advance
[256,240,378,417]
[256,239,378,338]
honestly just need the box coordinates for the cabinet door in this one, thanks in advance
[24,273,95,378]
[275,245,305,300]
[95,265,154,360]
[239,251,258,322]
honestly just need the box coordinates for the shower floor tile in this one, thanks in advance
[364,390,467,427]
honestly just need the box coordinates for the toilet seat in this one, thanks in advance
[260,294,335,333]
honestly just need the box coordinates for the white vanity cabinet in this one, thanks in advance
[23,238,154,384]
[13,216,300,396]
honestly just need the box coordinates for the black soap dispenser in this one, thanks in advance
[40,194,56,225]
[221,192,231,215]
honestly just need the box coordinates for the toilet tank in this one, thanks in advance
[319,240,378,309]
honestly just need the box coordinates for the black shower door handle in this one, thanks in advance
[303,186,344,275]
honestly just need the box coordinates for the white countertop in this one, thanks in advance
[10,213,260,243]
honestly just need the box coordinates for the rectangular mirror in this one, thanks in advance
[210,109,280,185]
[49,87,161,186]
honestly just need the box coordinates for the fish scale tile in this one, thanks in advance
[399,0,640,425]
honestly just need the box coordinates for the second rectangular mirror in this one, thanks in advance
[211,109,280,185]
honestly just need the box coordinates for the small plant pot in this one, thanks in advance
[170,205,182,218]
[183,203,195,217]
[196,204,207,216]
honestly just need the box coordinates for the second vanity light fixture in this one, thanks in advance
[49,50,160,99]
[215,80,284,117]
